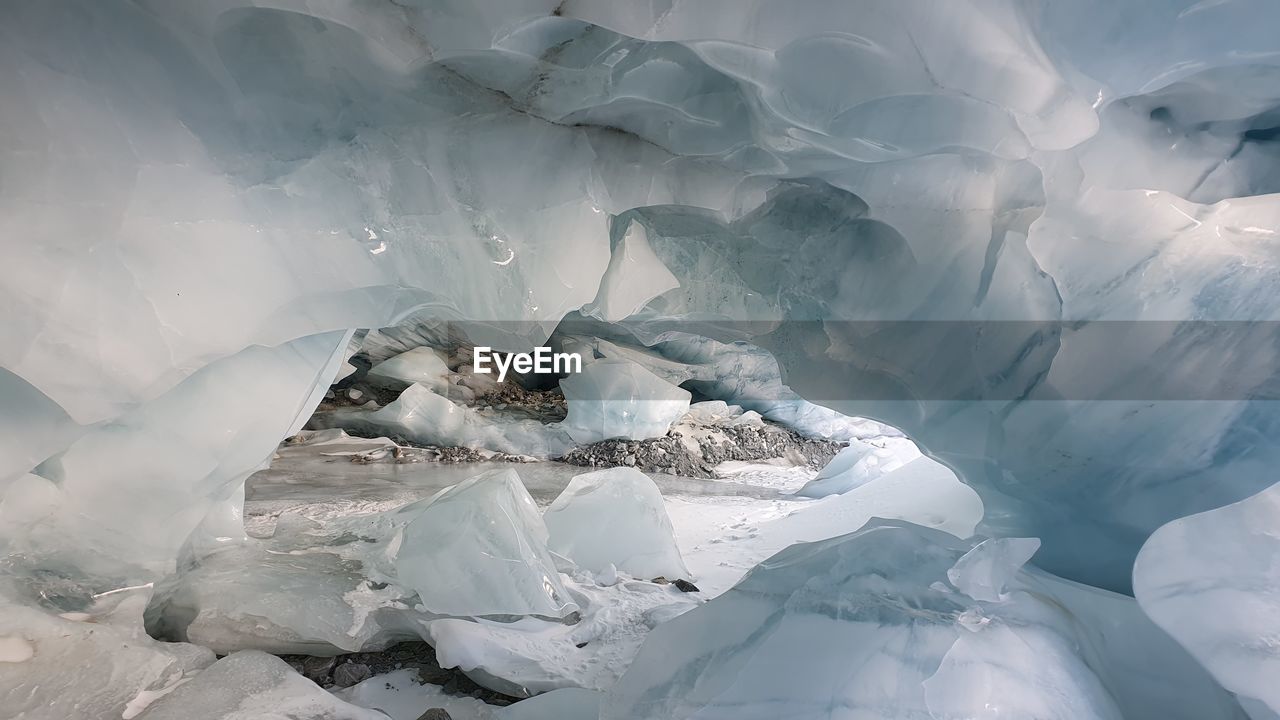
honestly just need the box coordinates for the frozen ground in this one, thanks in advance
[215,432,978,718]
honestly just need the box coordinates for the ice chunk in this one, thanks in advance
[544,468,689,580]
[606,520,1244,720]
[134,650,384,720]
[155,542,407,655]
[794,437,921,497]
[1135,481,1280,717]
[560,359,691,443]
[322,383,575,457]
[947,537,1041,602]
[393,469,577,618]
[367,346,451,394]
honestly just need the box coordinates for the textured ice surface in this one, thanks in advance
[155,540,409,655]
[1135,482,1280,717]
[947,537,1042,603]
[8,0,1279,594]
[544,468,689,580]
[4,0,1280,714]
[560,359,692,444]
[425,572,700,697]
[607,521,1245,720]
[394,469,576,619]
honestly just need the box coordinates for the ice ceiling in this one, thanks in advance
[4,0,1280,717]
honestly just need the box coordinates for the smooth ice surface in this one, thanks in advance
[367,347,452,394]
[794,437,921,498]
[560,359,692,444]
[1135,482,1280,717]
[607,521,1245,720]
[584,220,680,323]
[544,468,689,580]
[499,688,602,720]
[394,469,577,618]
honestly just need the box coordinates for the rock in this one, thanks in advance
[332,661,372,687]
[300,655,337,684]
[650,576,670,585]
[347,388,364,401]
[277,641,523,705]
[558,417,842,478]
[673,578,700,593]
[415,710,453,720]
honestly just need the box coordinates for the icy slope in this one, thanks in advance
[606,521,1244,720]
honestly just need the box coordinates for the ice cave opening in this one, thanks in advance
[6,1,1280,719]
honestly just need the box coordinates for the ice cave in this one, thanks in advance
[4,1,1280,718]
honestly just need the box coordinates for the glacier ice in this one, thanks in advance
[9,0,1279,591]
[366,347,452,395]
[947,537,1043,603]
[153,540,408,655]
[543,467,689,580]
[560,359,692,444]
[0,582,215,720]
[606,520,1245,720]
[132,650,385,720]
[1134,482,1280,718]
[323,381,575,457]
[794,437,921,498]
[393,469,577,619]
[3,0,1280,716]
[582,220,681,324]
